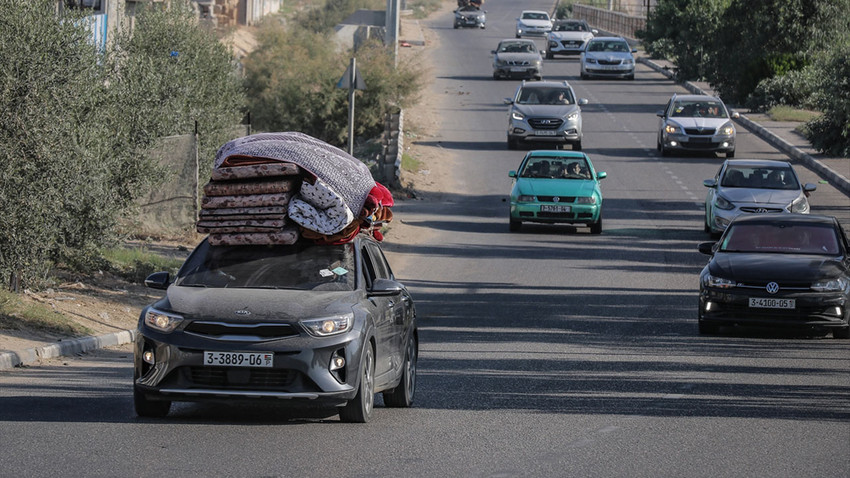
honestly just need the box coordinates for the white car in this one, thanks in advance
[579,36,636,80]
[546,19,597,59]
[516,10,552,38]
[657,94,739,158]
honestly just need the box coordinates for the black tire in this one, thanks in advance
[509,218,522,232]
[134,388,171,418]
[453,23,459,29]
[589,214,602,234]
[507,137,518,150]
[704,220,711,233]
[661,145,670,157]
[546,51,553,60]
[833,327,850,339]
[698,320,720,335]
[726,150,735,158]
[656,139,662,152]
[626,74,634,80]
[339,345,375,423]
[383,334,417,407]
[580,72,588,80]
[572,140,582,151]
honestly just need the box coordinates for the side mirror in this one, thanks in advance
[504,97,514,104]
[491,50,497,55]
[631,48,638,53]
[578,98,588,105]
[656,110,665,117]
[591,29,598,35]
[703,179,717,188]
[453,9,457,13]
[370,278,404,296]
[509,170,517,178]
[144,271,171,290]
[803,183,817,193]
[596,171,607,180]
[698,241,717,255]
[730,111,740,119]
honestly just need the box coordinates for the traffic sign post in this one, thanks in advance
[337,58,366,155]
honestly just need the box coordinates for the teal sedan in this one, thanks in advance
[508,150,606,233]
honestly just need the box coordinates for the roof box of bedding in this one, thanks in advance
[198,132,393,246]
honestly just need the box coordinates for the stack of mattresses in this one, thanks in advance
[198,132,394,246]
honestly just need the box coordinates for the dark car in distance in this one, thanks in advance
[698,214,850,338]
[133,234,418,422]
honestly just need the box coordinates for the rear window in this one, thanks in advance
[175,240,356,291]
[720,223,840,255]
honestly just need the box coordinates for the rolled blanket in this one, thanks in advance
[208,228,300,246]
[201,192,293,209]
[203,178,297,197]
[199,206,288,218]
[211,162,301,181]
[287,178,355,235]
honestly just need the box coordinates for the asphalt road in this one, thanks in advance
[1,1,848,476]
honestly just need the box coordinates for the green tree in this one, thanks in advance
[804,45,850,157]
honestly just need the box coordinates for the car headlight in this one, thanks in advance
[703,274,736,289]
[664,123,680,134]
[566,111,578,121]
[511,110,525,121]
[789,197,810,213]
[623,59,634,65]
[496,59,507,67]
[575,196,596,204]
[517,195,535,202]
[144,308,183,333]
[534,60,542,67]
[302,314,353,337]
[719,122,735,136]
[585,58,597,64]
[811,278,848,292]
[714,195,735,210]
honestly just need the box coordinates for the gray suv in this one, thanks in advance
[504,80,587,150]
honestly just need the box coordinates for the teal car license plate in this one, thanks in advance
[541,205,571,213]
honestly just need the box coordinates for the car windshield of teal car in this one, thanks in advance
[520,157,590,179]
[720,223,840,255]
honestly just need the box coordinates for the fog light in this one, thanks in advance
[143,350,155,365]
[705,301,713,312]
[669,141,678,147]
[833,306,843,317]
[330,350,345,371]
[722,141,730,147]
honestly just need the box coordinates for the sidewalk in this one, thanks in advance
[2,17,848,372]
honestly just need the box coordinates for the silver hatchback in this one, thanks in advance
[703,159,817,235]
[657,94,739,158]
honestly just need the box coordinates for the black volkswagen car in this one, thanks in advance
[697,214,850,338]
[133,234,418,422]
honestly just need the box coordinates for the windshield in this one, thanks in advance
[521,157,590,179]
[175,240,356,291]
[720,166,800,190]
[522,12,549,20]
[517,87,575,105]
[554,22,587,32]
[720,223,840,254]
[586,40,629,53]
[671,100,728,118]
[499,41,536,53]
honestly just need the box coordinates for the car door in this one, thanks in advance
[361,242,396,382]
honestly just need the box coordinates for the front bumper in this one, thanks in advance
[455,17,484,28]
[663,133,735,154]
[134,326,365,407]
[699,287,849,331]
[510,200,600,225]
[517,27,549,37]
[548,40,587,55]
[494,66,540,80]
[581,63,634,78]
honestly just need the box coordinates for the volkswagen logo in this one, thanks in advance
[235,309,252,316]
[765,282,780,294]
[553,196,560,202]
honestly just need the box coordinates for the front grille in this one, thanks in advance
[683,141,720,149]
[527,118,564,130]
[185,321,299,341]
[537,212,577,219]
[684,128,716,135]
[186,366,298,388]
[537,196,576,202]
[739,207,784,214]
[507,60,530,66]
[735,282,810,290]
[597,59,621,66]
[561,40,581,47]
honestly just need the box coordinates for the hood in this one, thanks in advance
[550,31,592,41]
[709,253,844,283]
[585,51,633,62]
[458,11,484,19]
[518,178,597,197]
[497,52,541,62]
[163,286,360,322]
[669,117,730,129]
[519,19,551,28]
[718,187,802,206]
[515,103,579,117]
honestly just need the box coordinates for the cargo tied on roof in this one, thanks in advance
[198,132,393,245]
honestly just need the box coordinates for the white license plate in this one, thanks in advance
[534,130,557,136]
[203,351,274,368]
[510,67,528,72]
[541,205,571,213]
[749,298,795,309]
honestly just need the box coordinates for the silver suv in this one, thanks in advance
[504,80,588,150]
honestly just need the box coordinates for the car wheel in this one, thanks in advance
[134,387,171,418]
[726,150,735,158]
[516,33,521,38]
[698,319,720,335]
[656,139,662,152]
[534,75,542,81]
[546,51,553,60]
[580,72,588,80]
[833,327,850,339]
[661,145,670,157]
[493,72,500,80]
[704,219,711,233]
[626,74,634,80]
[339,345,375,423]
[509,218,522,232]
[383,333,417,407]
[589,214,602,234]
[572,140,582,151]
[507,137,518,150]
[453,23,458,29]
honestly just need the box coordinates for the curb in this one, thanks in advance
[0,329,136,371]
[638,57,850,196]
